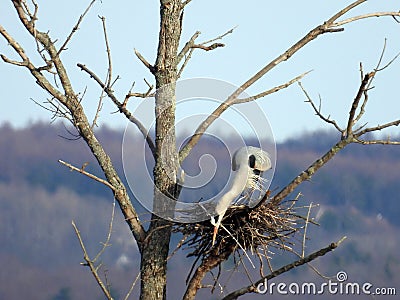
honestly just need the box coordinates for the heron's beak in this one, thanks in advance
[212,225,219,246]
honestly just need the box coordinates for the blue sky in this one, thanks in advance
[1,0,399,142]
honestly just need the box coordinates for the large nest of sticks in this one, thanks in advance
[173,194,305,263]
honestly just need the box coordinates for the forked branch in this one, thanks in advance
[77,63,156,157]
[72,220,114,300]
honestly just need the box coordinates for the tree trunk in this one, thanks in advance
[140,1,182,299]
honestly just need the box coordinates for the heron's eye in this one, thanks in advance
[253,169,261,176]
[248,154,256,168]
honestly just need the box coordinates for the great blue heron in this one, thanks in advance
[210,146,271,245]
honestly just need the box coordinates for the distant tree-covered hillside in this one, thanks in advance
[0,122,399,299]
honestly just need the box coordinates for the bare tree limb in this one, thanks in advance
[222,237,347,300]
[100,16,113,88]
[355,120,400,138]
[299,82,342,132]
[183,244,237,300]
[57,0,96,56]
[177,30,200,63]
[5,0,146,250]
[236,71,311,104]
[77,63,156,157]
[58,159,116,191]
[345,71,375,138]
[177,27,236,77]
[92,16,113,128]
[200,26,237,46]
[134,48,155,74]
[179,0,386,163]
[181,0,192,9]
[94,200,116,263]
[123,79,154,104]
[190,43,225,51]
[72,220,114,300]
[332,11,400,27]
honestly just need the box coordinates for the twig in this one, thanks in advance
[72,220,114,300]
[100,16,113,88]
[345,72,375,138]
[200,26,237,46]
[222,237,347,300]
[301,202,313,258]
[94,200,116,262]
[191,43,225,51]
[271,138,351,206]
[177,47,194,78]
[219,223,255,268]
[332,11,400,27]
[123,80,154,105]
[77,63,156,157]
[57,0,96,56]
[236,71,311,104]
[299,82,342,132]
[58,159,116,191]
[355,120,400,138]
[177,27,236,76]
[92,16,113,128]
[177,31,201,63]
[124,272,141,300]
[181,0,192,9]
[134,48,155,73]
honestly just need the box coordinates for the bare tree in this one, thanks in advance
[1,0,399,299]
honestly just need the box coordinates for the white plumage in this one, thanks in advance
[211,146,271,245]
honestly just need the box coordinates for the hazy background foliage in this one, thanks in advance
[0,122,399,299]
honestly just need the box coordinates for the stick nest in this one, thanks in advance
[173,196,304,262]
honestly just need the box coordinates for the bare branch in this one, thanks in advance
[345,71,375,138]
[271,138,352,206]
[178,1,379,163]
[124,272,141,300]
[0,54,28,66]
[0,24,30,63]
[72,220,114,300]
[236,71,311,104]
[302,202,313,258]
[332,11,400,27]
[191,42,225,51]
[177,47,194,78]
[355,119,400,137]
[57,0,96,56]
[123,79,154,105]
[354,137,400,145]
[177,27,236,76]
[353,63,369,124]
[100,16,113,88]
[299,82,342,132]
[58,159,116,191]
[326,0,366,24]
[177,30,201,63]
[222,237,347,300]
[77,63,156,157]
[181,0,192,9]
[92,16,113,128]
[94,200,116,263]
[200,26,237,46]
[134,48,155,73]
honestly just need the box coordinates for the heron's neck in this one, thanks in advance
[215,167,249,215]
